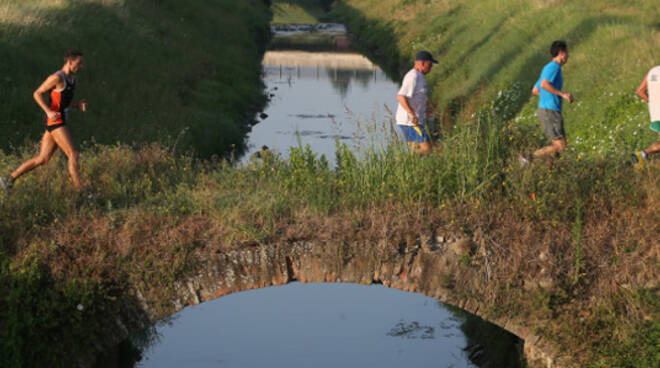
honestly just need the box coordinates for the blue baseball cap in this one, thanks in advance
[415,50,438,64]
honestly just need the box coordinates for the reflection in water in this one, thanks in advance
[448,304,525,368]
[386,320,435,339]
[110,283,523,368]
[324,67,380,98]
[242,51,399,164]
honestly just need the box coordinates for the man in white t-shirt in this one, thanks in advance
[632,65,660,168]
[396,50,437,154]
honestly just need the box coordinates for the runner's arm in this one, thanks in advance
[636,72,649,103]
[69,99,87,112]
[397,94,419,125]
[33,74,62,120]
[540,79,573,103]
[532,85,540,96]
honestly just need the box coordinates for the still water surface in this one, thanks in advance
[242,51,400,163]
[134,283,501,367]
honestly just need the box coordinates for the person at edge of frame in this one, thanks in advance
[631,65,660,168]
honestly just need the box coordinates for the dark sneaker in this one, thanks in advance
[632,151,646,169]
[0,175,14,192]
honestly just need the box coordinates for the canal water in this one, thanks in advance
[242,49,399,164]
[111,24,524,367]
[128,283,522,368]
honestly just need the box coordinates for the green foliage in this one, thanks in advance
[0,252,109,367]
[0,0,271,157]
[0,0,658,365]
[332,0,660,158]
[271,0,329,24]
[588,289,660,368]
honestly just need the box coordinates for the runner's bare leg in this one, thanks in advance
[11,131,58,179]
[644,133,660,155]
[50,126,81,191]
[534,137,566,158]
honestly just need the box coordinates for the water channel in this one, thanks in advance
[126,283,523,368]
[242,27,399,164]
[109,24,524,367]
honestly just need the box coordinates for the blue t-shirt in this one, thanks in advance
[535,61,563,112]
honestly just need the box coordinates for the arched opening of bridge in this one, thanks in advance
[105,282,524,368]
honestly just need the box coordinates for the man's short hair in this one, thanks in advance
[550,41,567,57]
[64,49,83,61]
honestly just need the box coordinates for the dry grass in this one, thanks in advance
[1,140,658,365]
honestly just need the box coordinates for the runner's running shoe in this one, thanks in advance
[632,151,646,169]
[518,153,530,168]
[0,175,13,192]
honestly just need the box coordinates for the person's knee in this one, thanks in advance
[553,139,566,150]
[648,141,660,153]
[67,150,80,164]
[419,142,432,154]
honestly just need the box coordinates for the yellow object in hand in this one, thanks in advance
[413,125,423,137]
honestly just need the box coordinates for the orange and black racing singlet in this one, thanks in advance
[46,71,75,127]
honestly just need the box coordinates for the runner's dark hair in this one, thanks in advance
[64,49,83,61]
[550,41,567,57]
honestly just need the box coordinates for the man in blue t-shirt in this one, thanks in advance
[523,41,574,164]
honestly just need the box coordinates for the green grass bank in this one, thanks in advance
[0,0,271,157]
[271,0,332,24]
[0,0,659,367]
[327,0,660,365]
[331,0,660,159]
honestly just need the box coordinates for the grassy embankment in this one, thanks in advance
[271,0,331,24]
[328,0,660,366]
[0,0,659,367]
[0,0,272,366]
[0,0,270,157]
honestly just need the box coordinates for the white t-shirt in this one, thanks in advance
[647,65,660,122]
[396,69,428,126]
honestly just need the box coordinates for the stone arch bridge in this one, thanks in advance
[100,234,570,368]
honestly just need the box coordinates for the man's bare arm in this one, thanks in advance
[33,74,62,121]
[540,79,573,103]
[532,85,540,96]
[69,99,87,112]
[397,94,419,125]
[636,72,649,103]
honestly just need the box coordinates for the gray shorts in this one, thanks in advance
[537,108,565,140]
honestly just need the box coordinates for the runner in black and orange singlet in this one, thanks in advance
[0,50,87,192]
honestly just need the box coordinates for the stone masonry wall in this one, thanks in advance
[101,235,572,367]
